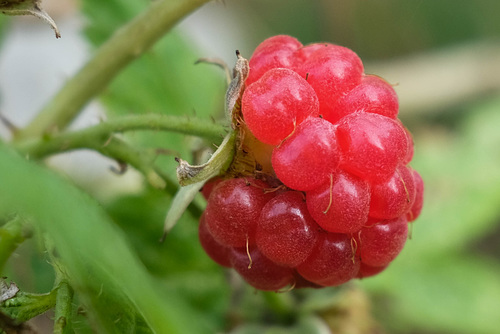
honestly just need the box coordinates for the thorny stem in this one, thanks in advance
[97,137,170,190]
[14,114,226,160]
[15,0,212,140]
[53,280,73,334]
[45,235,75,334]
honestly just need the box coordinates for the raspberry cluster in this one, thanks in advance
[199,36,424,290]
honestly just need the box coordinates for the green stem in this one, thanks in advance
[14,115,212,214]
[98,136,171,190]
[14,114,225,160]
[46,234,74,334]
[15,0,212,140]
[0,216,31,273]
[53,281,74,334]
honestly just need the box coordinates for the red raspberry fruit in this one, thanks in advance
[306,170,370,233]
[357,263,389,279]
[330,75,399,123]
[200,177,223,200]
[245,35,302,86]
[357,216,408,267]
[242,68,319,145]
[230,246,294,291]
[198,213,231,267]
[256,191,320,267]
[195,35,424,291]
[271,117,339,191]
[204,178,275,247]
[369,164,416,220]
[336,112,409,183]
[297,232,360,287]
[295,43,364,122]
[407,170,424,222]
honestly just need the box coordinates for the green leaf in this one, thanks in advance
[0,145,207,333]
[1,289,56,324]
[104,188,230,331]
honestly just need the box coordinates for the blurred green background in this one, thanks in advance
[1,0,500,333]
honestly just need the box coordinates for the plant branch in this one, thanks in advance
[15,0,212,140]
[0,216,31,273]
[14,114,226,160]
[54,280,74,334]
[47,236,75,334]
[99,137,171,190]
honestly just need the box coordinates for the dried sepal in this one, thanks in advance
[176,130,236,187]
[0,0,61,38]
[225,50,249,126]
[0,278,19,303]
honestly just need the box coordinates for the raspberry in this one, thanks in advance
[357,216,408,267]
[295,43,364,122]
[369,165,416,220]
[407,170,424,222]
[306,170,370,233]
[200,177,223,200]
[242,68,319,145]
[198,213,231,267]
[204,178,275,247]
[329,75,399,124]
[230,246,294,291]
[194,35,424,290]
[296,232,360,287]
[336,112,409,183]
[271,117,339,191]
[402,126,415,165]
[256,191,320,267]
[245,35,302,86]
[357,263,388,279]
[291,43,328,67]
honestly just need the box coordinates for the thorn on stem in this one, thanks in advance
[109,160,128,175]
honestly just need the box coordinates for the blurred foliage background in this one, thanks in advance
[1,0,500,333]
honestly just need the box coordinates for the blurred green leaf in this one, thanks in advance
[0,146,208,333]
[79,1,232,329]
[105,187,231,331]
